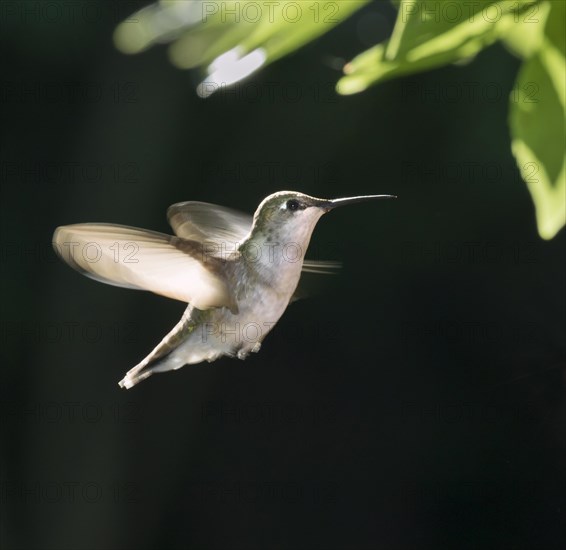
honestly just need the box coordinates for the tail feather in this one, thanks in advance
[118,305,198,389]
[118,363,154,389]
[117,305,257,388]
[118,353,186,389]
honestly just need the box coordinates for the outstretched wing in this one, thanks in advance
[53,223,237,312]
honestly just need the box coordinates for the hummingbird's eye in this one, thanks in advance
[286,199,300,211]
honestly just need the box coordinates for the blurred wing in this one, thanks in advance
[53,223,237,312]
[302,259,342,274]
[292,259,342,302]
[167,201,252,250]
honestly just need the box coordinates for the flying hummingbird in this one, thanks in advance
[53,191,395,388]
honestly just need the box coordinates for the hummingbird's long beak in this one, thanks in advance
[321,194,397,212]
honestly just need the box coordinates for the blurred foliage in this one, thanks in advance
[114,0,369,96]
[115,0,565,239]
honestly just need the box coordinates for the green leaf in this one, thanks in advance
[387,0,538,60]
[386,0,498,61]
[337,41,457,94]
[338,21,502,94]
[337,0,543,95]
[500,1,550,58]
[509,1,566,239]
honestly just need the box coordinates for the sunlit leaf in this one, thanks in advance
[338,0,541,94]
[500,1,550,58]
[338,25,500,94]
[386,0,537,60]
[509,0,566,239]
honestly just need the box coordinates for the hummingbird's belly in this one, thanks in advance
[163,275,299,366]
[200,293,289,358]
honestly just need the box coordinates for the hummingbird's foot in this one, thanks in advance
[236,342,262,360]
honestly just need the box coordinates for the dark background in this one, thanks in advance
[1,1,565,549]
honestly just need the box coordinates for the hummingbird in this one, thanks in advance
[53,191,395,388]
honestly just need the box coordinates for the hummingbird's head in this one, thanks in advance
[251,190,396,250]
[252,191,329,245]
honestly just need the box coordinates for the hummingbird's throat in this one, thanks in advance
[241,229,307,269]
